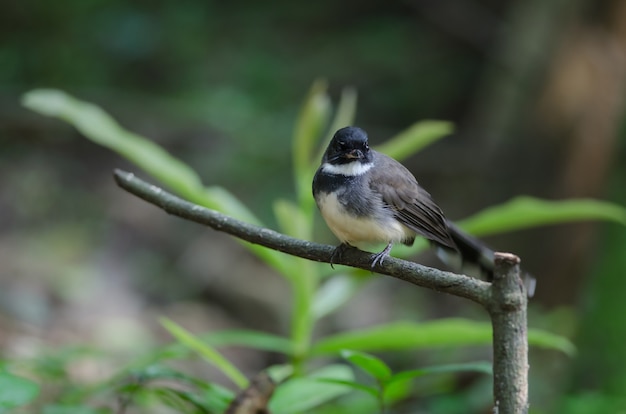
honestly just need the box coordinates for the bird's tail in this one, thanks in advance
[436,221,536,297]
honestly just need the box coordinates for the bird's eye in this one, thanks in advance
[337,141,346,150]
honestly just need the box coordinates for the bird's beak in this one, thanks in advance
[345,149,363,159]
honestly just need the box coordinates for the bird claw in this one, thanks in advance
[330,243,352,269]
[371,242,393,269]
[330,242,394,270]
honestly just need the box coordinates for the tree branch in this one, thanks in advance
[112,169,529,412]
[113,169,491,305]
[489,253,529,413]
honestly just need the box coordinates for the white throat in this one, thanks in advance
[321,161,373,176]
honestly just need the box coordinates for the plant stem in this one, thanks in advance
[290,265,317,374]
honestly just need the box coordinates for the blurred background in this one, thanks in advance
[1,0,626,412]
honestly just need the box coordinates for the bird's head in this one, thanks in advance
[323,126,372,165]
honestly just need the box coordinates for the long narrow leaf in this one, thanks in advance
[314,378,379,398]
[160,318,249,389]
[317,87,358,162]
[388,361,493,386]
[274,199,312,240]
[457,196,626,237]
[312,319,575,356]
[312,274,365,319]
[22,89,294,276]
[269,365,354,414]
[201,330,294,356]
[341,350,392,382]
[395,196,626,258]
[375,120,453,161]
[292,80,331,209]
[21,90,262,225]
[22,90,204,200]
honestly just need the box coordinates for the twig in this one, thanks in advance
[112,169,529,412]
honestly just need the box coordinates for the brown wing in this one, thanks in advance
[369,152,456,249]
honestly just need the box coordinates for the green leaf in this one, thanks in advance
[20,88,268,229]
[201,382,236,413]
[202,330,295,356]
[528,329,577,356]
[269,364,354,414]
[388,361,492,386]
[105,363,234,412]
[293,80,331,209]
[274,199,312,240]
[0,372,39,411]
[266,364,295,384]
[314,378,379,398]
[375,120,453,161]
[313,320,487,355]
[22,89,293,277]
[341,350,392,382]
[160,318,249,389]
[22,89,203,200]
[312,274,364,319]
[336,198,626,261]
[128,364,202,383]
[458,196,626,237]
[318,87,358,160]
[149,386,230,413]
[203,186,263,225]
[382,376,413,405]
[312,319,575,356]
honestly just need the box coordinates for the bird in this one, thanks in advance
[312,125,497,280]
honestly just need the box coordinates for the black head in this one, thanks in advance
[323,126,372,165]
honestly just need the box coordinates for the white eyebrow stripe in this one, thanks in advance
[321,162,373,176]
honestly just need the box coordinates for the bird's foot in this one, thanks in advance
[330,243,353,269]
[371,242,393,268]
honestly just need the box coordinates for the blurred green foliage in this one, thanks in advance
[4,83,624,412]
[2,1,626,412]
[0,371,39,412]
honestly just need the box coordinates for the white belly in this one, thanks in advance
[316,192,413,245]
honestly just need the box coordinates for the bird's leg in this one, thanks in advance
[371,242,393,268]
[330,243,353,269]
